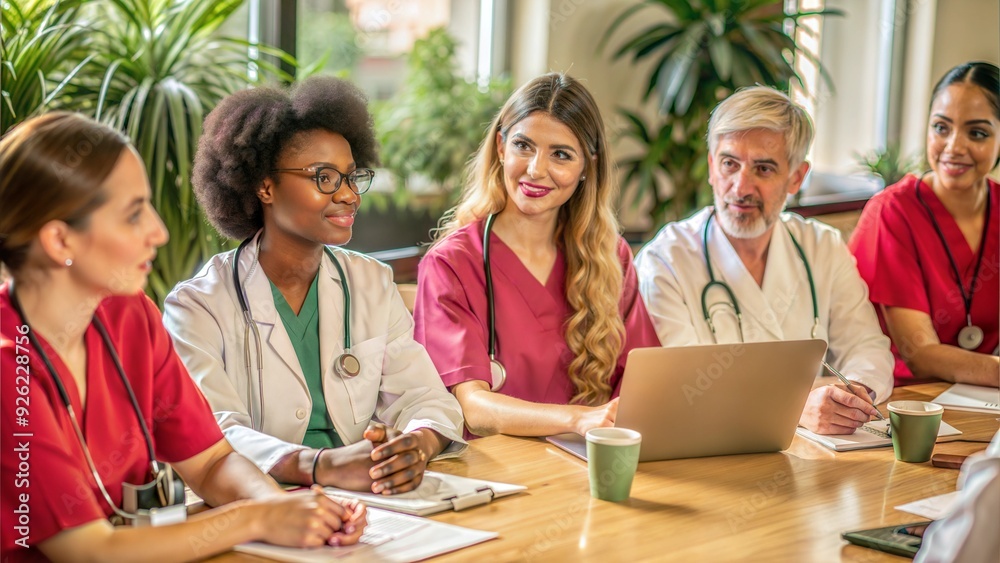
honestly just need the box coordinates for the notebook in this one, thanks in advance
[320,471,525,516]
[931,383,1000,414]
[236,506,497,562]
[796,419,962,451]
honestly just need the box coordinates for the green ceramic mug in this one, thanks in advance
[887,401,944,463]
[586,428,641,502]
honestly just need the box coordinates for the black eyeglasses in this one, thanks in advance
[271,166,376,195]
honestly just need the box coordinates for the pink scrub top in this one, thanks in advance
[413,220,661,409]
[849,174,1000,385]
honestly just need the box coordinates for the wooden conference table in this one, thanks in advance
[222,382,998,562]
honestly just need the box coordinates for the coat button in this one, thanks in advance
[295,408,306,420]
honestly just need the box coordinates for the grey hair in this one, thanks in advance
[707,86,814,169]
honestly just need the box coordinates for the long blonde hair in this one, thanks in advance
[435,73,624,406]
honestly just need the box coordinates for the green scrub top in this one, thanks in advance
[270,274,343,449]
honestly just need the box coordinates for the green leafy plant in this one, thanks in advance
[69,0,296,304]
[373,27,509,208]
[1,0,95,133]
[602,0,840,226]
[854,144,920,187]
[4,0,300,303]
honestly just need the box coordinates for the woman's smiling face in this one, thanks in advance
[264,129,361,247]
[496,112,587,222]
[927,82,1000,193]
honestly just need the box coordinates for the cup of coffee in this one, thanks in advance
[887,401,944,463]
[585,428,641,502]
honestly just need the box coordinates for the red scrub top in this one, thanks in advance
[849,174,1000,385]
[1,286,224,561]
[413,221,660,418]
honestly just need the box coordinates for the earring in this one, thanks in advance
[580,175,586,182]
[64,258,73,267]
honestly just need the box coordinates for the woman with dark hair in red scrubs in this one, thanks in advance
[0,113,365,562]
[850,62,1000,387]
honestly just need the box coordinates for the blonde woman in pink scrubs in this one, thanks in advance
[413,73,661,438]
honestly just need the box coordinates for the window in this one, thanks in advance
[788,0,903,175]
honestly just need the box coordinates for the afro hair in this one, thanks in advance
[193,76,379,240]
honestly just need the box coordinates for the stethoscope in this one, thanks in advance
[482,213,506,391]
[232,237,360,430]
[915,172,992,350]
[701,209,820,342]
[8,282,180,521]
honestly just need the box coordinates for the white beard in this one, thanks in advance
[714,202,776,239]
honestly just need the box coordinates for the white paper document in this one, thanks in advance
[796,420,962,451]
[895,491,961,520]
[931,383,1000,414]
[321,471,526,516]
[235,507,497,562]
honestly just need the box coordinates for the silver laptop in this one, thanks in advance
[547,339,828,462]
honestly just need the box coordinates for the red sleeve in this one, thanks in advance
[135,295,225,462]
[614,238,661,393]
[848,180,931,314]
[413,248,493,389]
[93,295,224,464]
[2,328,106,554]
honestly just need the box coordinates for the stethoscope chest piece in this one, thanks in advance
[489,359,506,391]
[335,352,362,378]
[958,324,985,351]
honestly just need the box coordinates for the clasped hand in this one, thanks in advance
[314,423,431,495]
[261,486,366,548]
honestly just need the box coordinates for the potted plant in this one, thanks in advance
[602,0,840,228]
[854,144,921,188]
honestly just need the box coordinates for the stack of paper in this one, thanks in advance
[236,507,497,562]
[931,384,1000,414]
[895,491,961,520]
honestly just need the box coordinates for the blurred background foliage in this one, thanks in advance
[371,27,509,213]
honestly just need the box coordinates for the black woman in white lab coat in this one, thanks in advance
[163,77,465,496]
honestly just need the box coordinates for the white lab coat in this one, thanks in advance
[915,430,1000,563]
[634,207,894,403]
[163,231,466,472]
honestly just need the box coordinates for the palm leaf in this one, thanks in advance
[27,0,301,305]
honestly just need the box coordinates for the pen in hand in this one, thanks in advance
[823,361,886,422]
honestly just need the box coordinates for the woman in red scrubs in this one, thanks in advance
[850,62,1000,387]
[413,73,661,437]
[0,113,364,562]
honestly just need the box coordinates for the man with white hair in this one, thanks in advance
[634,86,893,435]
